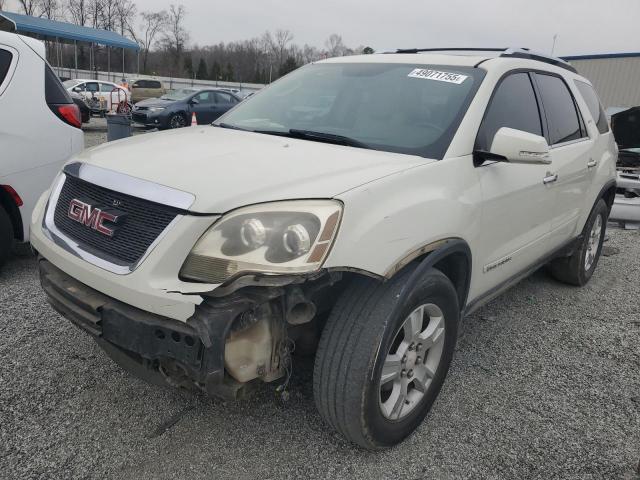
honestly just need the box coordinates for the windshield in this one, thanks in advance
[216,62,485,158]
[161,88,197,101]
[63,79,81,89]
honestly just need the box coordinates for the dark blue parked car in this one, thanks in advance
[132,88,241,129]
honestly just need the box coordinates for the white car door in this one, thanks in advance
[532,73,592,250]
[473,72,556,293]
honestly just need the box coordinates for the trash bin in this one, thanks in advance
[106,113,132,142]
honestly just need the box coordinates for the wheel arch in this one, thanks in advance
[0,187,23,242]
[385,238,472,312]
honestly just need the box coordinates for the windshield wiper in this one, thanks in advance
[217,122,249,131]
[287,129,370,149]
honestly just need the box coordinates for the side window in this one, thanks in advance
[194,91,213,104]
[535,73,586,145]
[100,83,114,93]
[476,73,542,151]
[574,80,609,134]
[132,81,142,88]
[215,92,236,105]
[85,82,99,93]
[0,49,13,86]
[149,81,162,89]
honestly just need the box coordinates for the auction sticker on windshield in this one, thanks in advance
[408,69,468,84]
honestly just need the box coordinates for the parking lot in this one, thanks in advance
[1,120,638,479]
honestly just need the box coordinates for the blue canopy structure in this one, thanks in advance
[0,11,139,50]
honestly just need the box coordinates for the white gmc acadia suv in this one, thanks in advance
[30,48,617,449]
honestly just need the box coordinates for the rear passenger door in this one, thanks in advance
[475,72,556,288]
[533,73,592,249]
[213,91,238,119]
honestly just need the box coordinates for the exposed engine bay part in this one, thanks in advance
[610,107,640,229]
[38,258,350,401]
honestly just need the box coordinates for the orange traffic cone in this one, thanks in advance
[191,112,198,127]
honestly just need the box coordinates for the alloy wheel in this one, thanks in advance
[379,303,446,421]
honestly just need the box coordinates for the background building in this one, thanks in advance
[564,53,640,109]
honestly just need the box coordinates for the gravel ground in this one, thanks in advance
[1,120,639,479]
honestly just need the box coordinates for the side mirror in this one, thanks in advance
[72,86,82,92]
[482,127,551,165]
[190,97,200,105]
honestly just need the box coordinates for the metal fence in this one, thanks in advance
[56,67,266,94]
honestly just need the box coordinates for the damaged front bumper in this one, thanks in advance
[610,171,640,229]
[39,258,289,400]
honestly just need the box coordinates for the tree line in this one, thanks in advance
[1,0,374,83]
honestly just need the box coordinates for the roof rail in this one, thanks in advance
[500,48,577,73]
[391,47,577,73]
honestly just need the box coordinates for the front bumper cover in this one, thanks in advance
[39,258,262,399]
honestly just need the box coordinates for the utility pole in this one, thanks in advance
[551,34,558,56]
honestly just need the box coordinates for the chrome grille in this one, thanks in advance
[53,174,181,266]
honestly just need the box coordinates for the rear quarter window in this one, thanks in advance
[149,81,161,89]
[44,63,72,104]
[0,49,13,86]
[574,80,609,134]
[534,73,586,145]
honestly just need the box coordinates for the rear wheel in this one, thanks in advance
[548,199,608,286]
[0,206,15,268]
[313,267,459,450]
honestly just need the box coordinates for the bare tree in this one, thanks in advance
[115,0,136,37]
[273,29,293,67]
[161,4,189,75]
[66,0,89,25]
[38,0,59,19]
[134,10,167,73]
[325,34,346,58]
[18,0,39,15]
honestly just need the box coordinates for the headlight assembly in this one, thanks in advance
[180,200,342,284]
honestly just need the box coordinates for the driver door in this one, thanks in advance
[474,72,556,293]
[190,91,215,124]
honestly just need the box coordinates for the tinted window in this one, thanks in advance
[575,80,609,134]
[148,80,161,89]
[44,63,72,104]
[85,82,99,92]
[132,80,143,88]
[0,49,13,86]
[476,73,542,151]
[535,74,585,145]
[215,91,236,104]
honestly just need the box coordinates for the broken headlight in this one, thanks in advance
[180,200,343,284]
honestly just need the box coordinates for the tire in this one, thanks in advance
[313,267,459,450]
[548,199,608,286]
[168,113,187,129]
[0,206,15,269]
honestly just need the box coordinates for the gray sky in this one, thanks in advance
[6,0,640,56]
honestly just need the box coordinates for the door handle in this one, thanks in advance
[543,173,558,184]
[587,158,598,169]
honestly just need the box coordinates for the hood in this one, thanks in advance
[135,97,175,108]
[73,127,432,213]
[611,106,640,149]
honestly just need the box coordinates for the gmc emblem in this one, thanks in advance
[67,198,125,237]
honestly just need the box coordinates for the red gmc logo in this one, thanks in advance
[67,198,123,237]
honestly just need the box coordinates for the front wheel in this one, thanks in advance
[168,113,187,129]
[313,267,459,450]
[548,198,608,286]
